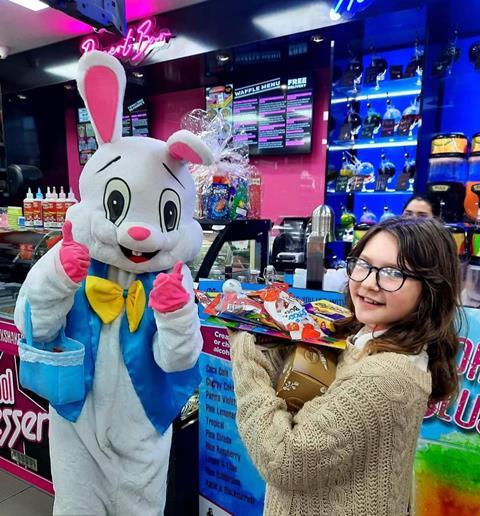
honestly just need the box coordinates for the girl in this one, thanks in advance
[229,217,460,516]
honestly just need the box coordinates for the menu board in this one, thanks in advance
[231,76,314,155]
[77,99,150,164]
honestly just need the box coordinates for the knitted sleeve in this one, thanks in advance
[230,331,410,492]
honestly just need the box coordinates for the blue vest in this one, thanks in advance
[53,259,200,434]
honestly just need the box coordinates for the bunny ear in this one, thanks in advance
[166,130,214,165]
[76,51,126,145]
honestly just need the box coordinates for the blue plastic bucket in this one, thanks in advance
[18,302,85,405]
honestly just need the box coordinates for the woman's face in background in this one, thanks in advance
[403,199,433,218]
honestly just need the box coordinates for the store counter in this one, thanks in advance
[0,316,53,494]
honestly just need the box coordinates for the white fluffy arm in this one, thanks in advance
[152,265,202,373]
[14,244,81,342]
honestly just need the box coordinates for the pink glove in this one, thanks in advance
[59,220,90,283]
[149,261,190,314]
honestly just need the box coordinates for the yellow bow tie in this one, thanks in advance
[85,276,146,333]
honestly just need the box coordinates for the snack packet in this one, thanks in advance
[304,300,352,336]
[261,287,323,341]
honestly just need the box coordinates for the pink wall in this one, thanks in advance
[252,68,329,222]
[65,70,329,220]
[149,88,205,141]
[66,108,83,199]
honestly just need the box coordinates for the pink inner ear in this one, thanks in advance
[84,66,119,143]
[169,142,203,164]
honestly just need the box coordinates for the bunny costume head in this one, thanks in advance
[67,51,213,274]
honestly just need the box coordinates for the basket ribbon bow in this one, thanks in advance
[85,276,146,333]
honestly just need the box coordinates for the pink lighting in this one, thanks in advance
[80,18,173,65]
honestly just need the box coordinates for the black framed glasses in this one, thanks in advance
[346,257,419,292]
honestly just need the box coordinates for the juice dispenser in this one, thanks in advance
[426,133,468,222]
[464,207,480,307]
[464,132,480,221]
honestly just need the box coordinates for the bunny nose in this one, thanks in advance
[128,227,151,241]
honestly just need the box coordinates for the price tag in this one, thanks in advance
[390,65,403,80]
[381,119,396,137]
[375,174,388,191]
[335,176,349,192]
[352,176,365,192]
[396,173,410,191]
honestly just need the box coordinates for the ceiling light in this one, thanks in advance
[329,8,342,21]
[216,53,230,63]
[253,2,332,37]
[7,0,49,12]
[311,35,324,43]
[45,62,78,80]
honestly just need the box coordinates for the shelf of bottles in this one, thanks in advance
[325,38,425,252]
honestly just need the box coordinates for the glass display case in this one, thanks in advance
[325,6,427,259]
[188,219,271,283]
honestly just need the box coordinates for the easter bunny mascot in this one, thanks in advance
[14,51,213,515]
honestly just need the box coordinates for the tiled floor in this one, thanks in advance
[0,469,53,516]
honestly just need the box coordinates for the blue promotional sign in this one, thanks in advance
[198,326,266,515]
[415,307,480,514]
[421,307,480,440]
[330,0,376,20]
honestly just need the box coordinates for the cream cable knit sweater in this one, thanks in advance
[230,331,432,516]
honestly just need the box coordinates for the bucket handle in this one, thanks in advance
[24,301,66,348]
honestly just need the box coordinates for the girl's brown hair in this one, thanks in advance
[336,216,461,404]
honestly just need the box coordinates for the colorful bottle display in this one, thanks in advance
[55,186,67,228]
[23,188,34,228]
[33,188,44,228]
[65,188,78,212]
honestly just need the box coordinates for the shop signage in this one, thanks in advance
[423,315,480,434]
[417,307,480,513]
[80,18,173,65]
[0,321,53,494]
[330,0,375,20]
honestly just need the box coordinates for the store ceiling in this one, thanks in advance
[0,0,207,55]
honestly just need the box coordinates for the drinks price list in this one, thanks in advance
[198,326,265,515]
[232,76,313,155]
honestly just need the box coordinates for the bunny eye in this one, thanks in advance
[159,189,181,232]
[104,178,131,226]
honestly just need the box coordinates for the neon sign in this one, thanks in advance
[330,0,375,20]
[80,18,173,65]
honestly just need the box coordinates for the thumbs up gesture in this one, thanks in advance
[59,220,90,283]
[149,261,190,314]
